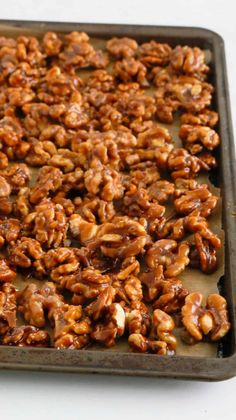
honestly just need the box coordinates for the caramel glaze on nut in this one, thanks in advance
[0,31,230,354]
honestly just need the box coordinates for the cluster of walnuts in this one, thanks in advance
[0,32,230,354]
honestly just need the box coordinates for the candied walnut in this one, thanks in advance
[52,193,75,216]
[18,282,64,328]
[189,233,218,274]
[42,31,62,56]
[174,185,218,217]
[123,185,164,219]
[106,37,138,58]
[140,266,164,302]
[14,187,31,218]
[0,283,16,334]
[146,240,190,277]
[0,175,11,197]
[0,197,12,216]
[24,198,68,249]
[39,124,68,148]
[41,66,83,100]
[26,139,57,166]
[152,309,177,352]
[206,294,231,341]
[48,149,81,173]
[89,50,110,69]
[52,304,92,349]
[182,293,230,342]
[90,216,149,259]
[63,267,111,302]
[128,162,160,188]
[0,218,20,247]
[155,77,213,122]
[22,102,49,137]
[42,248,80,281]
[155,97,177,124]
[8,237,43,268]
[86,286,115,321]
[147,180,175,203]
[113,58,148,87]
[78,196,115,223]
[131,125,173,169]
[170,46,209,76]
[61,167,84,192]
[180,110,218,128]
[16,35,45,66]
[8,62,43,89]
[125,301,151,335]
[71,131,121,170]
[91,302,125,347]
[117,256,140,280]
[85,69,115,92]
[0,163,31,191]
[0,152,8,169]
[7,87,35,106]
[0,259,16,282]
[29,166,63,204]
[113,274,143,303]
[2,325,50,347]
[84,160,124,201]
[115,89,156,121]
[128,333,170,355]
[168,148,214,179]
[179,124,220,154]
[59,32,95,69]
[0,116,23,148]
[69,214,98,244]
[128,333,167,355]
[139,41,172,66]
[153,278,188,313]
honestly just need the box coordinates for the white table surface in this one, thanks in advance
[0,1,235,418]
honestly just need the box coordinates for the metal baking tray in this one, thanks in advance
[0,20,235,381]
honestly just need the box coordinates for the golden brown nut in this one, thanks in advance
[0,259,16,282]
[128,333,168,355]
[0,283,16,335]
[42,32,62,56]
[0,163,31,191]
[29,166,63,204]
[125,301,151,336]
[170,46,209,76]
[92,216,149,259]
[52,304,92,349]
[24,198,68,249]
[0,218,20,247]
[106,37,138,58]
[8,237,43,268]
[181,292,230,342]
[146,239,190,277]
[139,41,172,67]
[179,124,220,154]
[91,302,125,347]
[206,294,231,341]
[62,267,111,302]
[2,325,50,347]
[180,110,218,128]
[18,282,64,328]
[152,309,177,352]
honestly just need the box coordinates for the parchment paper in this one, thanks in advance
[9,35,223,357]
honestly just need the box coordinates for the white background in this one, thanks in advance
[0,1,235,418]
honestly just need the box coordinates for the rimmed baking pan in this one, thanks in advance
[0,20,235,381]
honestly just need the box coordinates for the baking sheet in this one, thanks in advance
[0,21,235,380]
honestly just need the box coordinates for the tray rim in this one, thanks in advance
[0,20,235,381]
